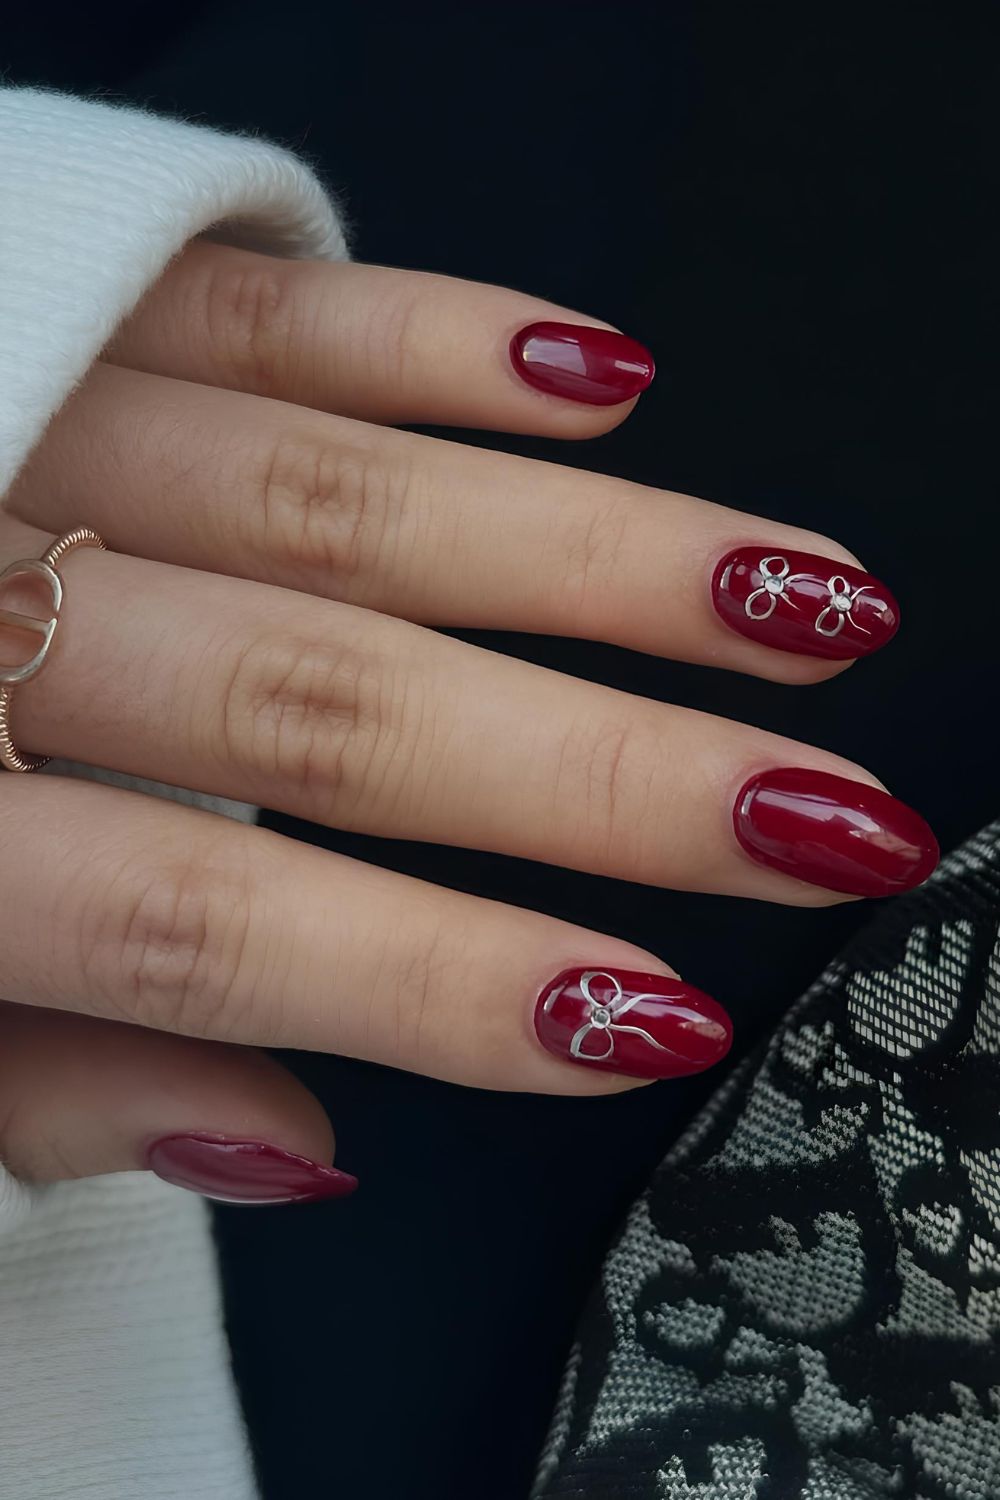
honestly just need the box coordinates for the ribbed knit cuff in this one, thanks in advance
[0,1163,33,1235]
[0,86,348,495]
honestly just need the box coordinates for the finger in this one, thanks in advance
[107,242,654,438]
[10,365,893,686]
[0,1003,354,1202]
[1,518,936,906]
[0,775,730,1093]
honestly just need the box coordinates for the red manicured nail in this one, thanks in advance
[535,968,732,1080]
[734,768,939,897]
[712,547,900,659]
[147,1134,358,1205]
[509,322,655,406]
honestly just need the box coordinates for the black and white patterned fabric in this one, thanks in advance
[534,821,1000,1499]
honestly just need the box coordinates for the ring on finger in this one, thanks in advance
[0,526,106,773]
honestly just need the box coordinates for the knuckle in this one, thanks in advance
[368,922,456,1074]
[202,252,301,396]
[569,718,654,862]
[252,431,403,594]
[218,621,399,814]
[561,500,632,606]
[86,859,253,1038]
[379,944,437,1069]
[340,281,423,398]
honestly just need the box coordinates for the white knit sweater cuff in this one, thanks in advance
[0,86,348,493]
[0,87,349,1233]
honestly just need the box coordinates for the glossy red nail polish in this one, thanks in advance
[147,1134,358,1205]
[509,322,655,406]
[734,768,939,898]
[535,968,732,1080]
[712,547,899,659]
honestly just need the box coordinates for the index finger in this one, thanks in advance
[107,243,654,438]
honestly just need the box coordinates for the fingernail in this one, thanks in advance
[535,968,732,1080]
[734,768,939,897]
[509,322,655,406]
[711,547,900,659]
[147,1133,358,1205]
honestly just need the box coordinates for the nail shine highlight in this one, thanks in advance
[510,322,655,406]
[734,768,939,898]
[147,1133,358,1205]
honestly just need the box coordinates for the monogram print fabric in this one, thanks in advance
[533,820,1000,1499]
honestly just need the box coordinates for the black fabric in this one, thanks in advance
[3,7,996,1497]
[534,820,1000,1499]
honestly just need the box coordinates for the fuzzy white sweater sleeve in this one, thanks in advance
[0,87,349,1499]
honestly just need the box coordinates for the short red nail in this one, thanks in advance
[712,547,900,659]
[147,1134,358,1205]
[535,968,732,1080]
[734,768,939,897]
[509,322,655,406]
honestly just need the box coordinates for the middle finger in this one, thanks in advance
[10,363,899,686]
[2,518,936,905]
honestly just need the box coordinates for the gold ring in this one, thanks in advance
[0,527,106,773]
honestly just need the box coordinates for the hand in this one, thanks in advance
[0,246,936,1203]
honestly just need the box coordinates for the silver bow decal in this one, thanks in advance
[743,555,805,621]
[815,574,872,637]
[745,557,874,639]
[569,971,673,1063]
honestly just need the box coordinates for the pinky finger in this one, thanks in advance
[0,1003,356,1204]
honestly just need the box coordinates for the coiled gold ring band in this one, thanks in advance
[0,527,106,773]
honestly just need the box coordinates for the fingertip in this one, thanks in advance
[0,1009,341,1192]
[751,652,858,687]
[513,389,645,442]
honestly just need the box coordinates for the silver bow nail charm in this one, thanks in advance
[743,555,804,621]
[569,970,672,1063]
[815,574,873,638]
[712,545,898,660]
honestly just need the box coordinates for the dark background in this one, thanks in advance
[5,6,996,1496]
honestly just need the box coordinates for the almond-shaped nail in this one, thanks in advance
[147,1133,358,1205]
[510,322,655,405]
[535,968,732,1080]
[712,547,900,659]
[734,768,939,897]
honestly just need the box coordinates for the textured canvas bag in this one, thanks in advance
[535,822,1000,1499]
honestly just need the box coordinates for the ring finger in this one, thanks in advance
[0,516,937,905]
